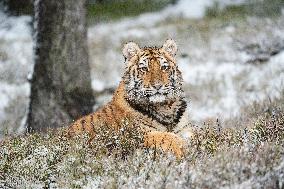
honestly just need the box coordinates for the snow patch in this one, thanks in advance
[1,1,284,136]
[0,12,32,40]
[168,0,247,19]
[0,10,33,137]
[179,51,284,121]
[92,79,105,92]
[89,8,284,122]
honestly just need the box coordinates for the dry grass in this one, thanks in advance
[0,95,283,188]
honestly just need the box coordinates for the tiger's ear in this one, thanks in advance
[162,39,178,57]
[122,42,141,60]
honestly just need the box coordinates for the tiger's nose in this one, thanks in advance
[153,82,162,90]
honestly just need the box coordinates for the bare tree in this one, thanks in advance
[27,0,94,132]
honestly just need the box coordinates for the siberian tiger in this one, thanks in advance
[67,39,189,158]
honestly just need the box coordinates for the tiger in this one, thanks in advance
[67,39,190,158]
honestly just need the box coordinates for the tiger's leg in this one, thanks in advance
[144,131,185,159]
[66,114,96,141]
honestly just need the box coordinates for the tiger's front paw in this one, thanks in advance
[144,131,185,159]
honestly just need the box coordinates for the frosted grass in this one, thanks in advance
[0,0,284,136]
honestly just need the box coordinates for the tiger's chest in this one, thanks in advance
[127,99,188,132]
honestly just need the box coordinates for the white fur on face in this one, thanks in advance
[149,94,166,103]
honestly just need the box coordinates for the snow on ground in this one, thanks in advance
[0,10,33,137]
[88,0,243,91]
[88,1,284,122]
[0,0,284,137]
[165,0,245,19]
[181,51,284,120]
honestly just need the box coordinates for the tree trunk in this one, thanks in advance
[27,0,94,132]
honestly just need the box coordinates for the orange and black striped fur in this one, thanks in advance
[68,39,189,158]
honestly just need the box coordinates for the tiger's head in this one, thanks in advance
[122,39,184,104]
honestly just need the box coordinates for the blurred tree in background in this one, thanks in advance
[3,0,175,24]
[3,0,33,15]
[27,0,94,132]
[87,0,174,24]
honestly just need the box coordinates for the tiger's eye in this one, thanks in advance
[161,65,169,71]
[140,66,148,72]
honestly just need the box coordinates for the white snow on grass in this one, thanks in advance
[88,0,248,92]
[0,10,33,137]
[1,0,284,136]
[167,0,212,19]
[0,12,32,40]
[88,0,246,39]
[0,82,30,136]
[0,82,28,118]
[167,0,246,19]
[88,2,284,122]
[180,51,284,120]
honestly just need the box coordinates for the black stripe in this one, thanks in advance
[81,119,86,132]
[90,114,95,132]
[141,120,157,129]
[126,98,187,131]
[109,106,120,126]
[173,100,187,124]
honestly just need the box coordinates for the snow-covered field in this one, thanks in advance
[88,1,284,121]
[0,0,284,137]
[0,1,284,188]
